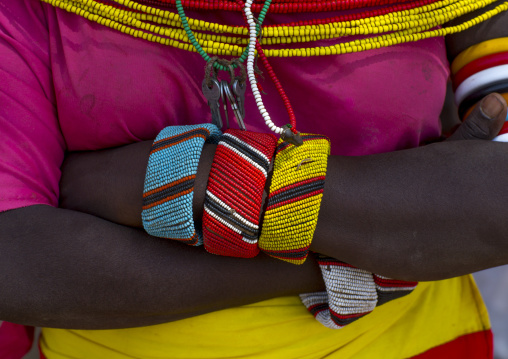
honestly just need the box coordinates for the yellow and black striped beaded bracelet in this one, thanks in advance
[259,134,330,265]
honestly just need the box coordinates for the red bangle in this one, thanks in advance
[453,51,508,91]
[500,121,508,136]
[203,129,277,258]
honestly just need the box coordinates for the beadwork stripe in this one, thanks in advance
[206,190,259,231]
[262,248,309,261]
[219,141,269,177]
[204,197,258,237]
[307,302,329,316]
[222,133,271,170]
[267,179,325,207]
[203,205,258,240]
[151,128,210,153]
[142,176,195,208]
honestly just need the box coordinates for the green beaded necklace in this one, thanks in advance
[175,0,272,71]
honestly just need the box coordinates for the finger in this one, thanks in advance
[447,93,507,141]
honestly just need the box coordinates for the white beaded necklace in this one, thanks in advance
[244,0,284,135]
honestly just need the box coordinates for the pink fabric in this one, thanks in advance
[0,0,449,355]
[0,0,449,213]
[0,1,64,212]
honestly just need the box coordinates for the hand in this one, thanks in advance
[447,93,507,141]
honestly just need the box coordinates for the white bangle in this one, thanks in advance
[493,133,508,142]
[493,122,508,142]
[455,64,508,106]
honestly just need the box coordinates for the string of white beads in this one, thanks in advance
[244,0,284,135]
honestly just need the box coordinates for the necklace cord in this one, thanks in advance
[236,0,298,134]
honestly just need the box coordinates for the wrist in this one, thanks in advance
[59,141,152,227]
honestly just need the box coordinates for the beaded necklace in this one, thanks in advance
[95,0,446,13]
[230,0,299,135]
[42,0,508,58]
[174,0,272,71]
[43,0,508,135]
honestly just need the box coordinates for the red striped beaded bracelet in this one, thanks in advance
[203,129,278,258]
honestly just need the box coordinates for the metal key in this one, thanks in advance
[220,80,230,129]
[223,80,245,130]
[232,79,246,120]
[202,78,222,128]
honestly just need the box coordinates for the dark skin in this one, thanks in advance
[59,94,508,281]
[1,8,508,330]
[445,0,508,59]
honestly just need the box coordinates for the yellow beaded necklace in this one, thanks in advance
[41,0,508,57]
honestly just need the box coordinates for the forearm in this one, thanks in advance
[61,135,508,281]
[0,205,323,329]
[313,140,508,281]
[60,140,215,228]
[59,140,153,228]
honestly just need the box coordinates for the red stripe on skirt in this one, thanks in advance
[412,329,493,359]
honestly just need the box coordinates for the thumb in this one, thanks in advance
[447,93,507,141]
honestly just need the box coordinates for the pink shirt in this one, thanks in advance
[0,0,449,211]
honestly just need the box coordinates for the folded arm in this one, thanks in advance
[0,204,324,329]
[59,96,508,283]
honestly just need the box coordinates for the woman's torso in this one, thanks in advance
[33,2,490,358]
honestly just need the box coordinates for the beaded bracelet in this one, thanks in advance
[203,129,278,258]
[451,37,508,75]
[452,52,508,91]
[372,273,418,306]
[299,255,417,329]
[142,124,221,245]
[259,134,330,265]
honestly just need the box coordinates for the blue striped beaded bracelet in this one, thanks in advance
[142,124,221,245]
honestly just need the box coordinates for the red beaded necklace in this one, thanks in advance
[137,0,422,13]
[263,0,442,27]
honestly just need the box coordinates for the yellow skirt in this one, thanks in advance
[41,275,490,359]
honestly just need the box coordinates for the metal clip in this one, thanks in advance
[281,124,303,146]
